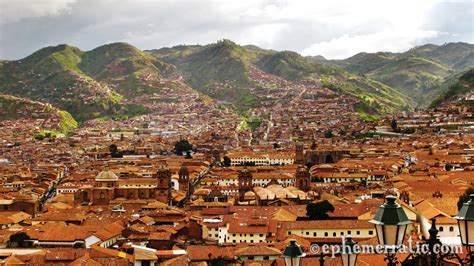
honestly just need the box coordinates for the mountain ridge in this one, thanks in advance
[0,40,472,123]
[315,42,474,107]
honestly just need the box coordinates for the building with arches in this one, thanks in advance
[74,169,172,206]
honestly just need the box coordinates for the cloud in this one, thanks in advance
[302,30,441,59]
[0,0,472,59]
[0,0,77,24]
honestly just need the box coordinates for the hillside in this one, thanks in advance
[150,40,265,112]
[0,44,124,121]
[320,42,474,107]
[1,41,472,124]
[151,40,415,118]
[0,94,78,133]
[408,43,474,71]
[430,69,474,108]
[0,43,182,121]
[79,42,178,97]
[257,51,414,115]
[366,54,451,102]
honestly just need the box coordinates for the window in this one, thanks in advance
[263,256,269,260]
[347,231,351,235]
[357,231,360,235]
[259,234,263,237]
[250,234,254,237]
[250,240,254,243]
[289,232,292,235]
[233,240,236,243]
[313,232,317,236]
[439,226,444,232]
[324,232,328,237]
[233,234,236,237]
[369,230,373,235]
[449,226,454,232]
[333,232,336,237]
[340,232,344,235]
[306,232,309,235]
[248,256,254,260]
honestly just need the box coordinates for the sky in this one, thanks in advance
[0,0,472,60]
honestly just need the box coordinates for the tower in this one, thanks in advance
[295,142,305,165]
[295,166,310,191]
[238,168,253,201]
[155,168,172,205]
[178,165,191,198]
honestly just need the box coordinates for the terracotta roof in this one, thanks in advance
[186,245,234,261]
[3,255,25,266]
[235,245,282,256]
[69,253,102,266]
[134,248,158,261]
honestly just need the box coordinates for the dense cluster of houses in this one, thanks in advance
[0,72,474,265]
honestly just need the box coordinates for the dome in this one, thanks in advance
[209,190,223,198]
[297,166,309,174]
[244,191,256,200]
[95,170,118,182]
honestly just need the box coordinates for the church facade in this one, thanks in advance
[74,169,172,206]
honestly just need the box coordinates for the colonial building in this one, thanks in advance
[74,169,172,206]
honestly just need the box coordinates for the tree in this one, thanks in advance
[174,140,193,155]
[9,232,31,248]
[391,119,398,132]
[445,164,454,171]
[109,144,122,158]
[222,156,232,167]
[273,142,281,149]
[458,187,474,210]
[324,130,334,138]
[185,151,193,159]
[306,200,335,220]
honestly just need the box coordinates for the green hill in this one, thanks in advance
[430,69,474,108]
[327,52,397,75]
[2,41,472,123]
[0,44,124,121]
[0,43,181,121]
[366,54,451,102]
[79,42,177,98]
[151,41,415,118]
[0,94,78,133]
[321,42,474,107]
[256,50,338,80]
[151,40,265,112]
[408,43,474,71]
[255,50,414,116]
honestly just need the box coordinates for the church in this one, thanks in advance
[73,168,174,206]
